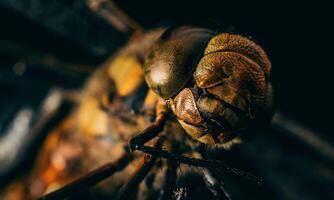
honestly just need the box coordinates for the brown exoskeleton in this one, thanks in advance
[1,26,273,200]
[143,26,273,148]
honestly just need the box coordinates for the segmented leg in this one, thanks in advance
[129,114,262,184]
[158,160,177,200]
[130,137,261,184]
[128,111,167,152]
[38,151,130,200]
[199,168,231,200]
[115,155,157,200]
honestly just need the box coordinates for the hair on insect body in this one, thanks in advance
[1,26,273,200]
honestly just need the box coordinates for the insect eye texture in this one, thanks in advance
[0,1,332,200]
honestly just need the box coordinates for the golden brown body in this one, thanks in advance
[1,27,272,200]
[1,29,168,199]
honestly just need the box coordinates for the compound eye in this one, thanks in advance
[144,26,213,99]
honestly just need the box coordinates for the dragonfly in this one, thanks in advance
[0,1,273,200]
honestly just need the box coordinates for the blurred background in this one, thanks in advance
[0,0,333,199]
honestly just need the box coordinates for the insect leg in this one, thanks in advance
[129,107,261,184]
[115,155,157,200]
[38,151,130,200]
[131,143,262,184]
[128,111,167,152]
[158,160,177,200]
[199,168,231,200]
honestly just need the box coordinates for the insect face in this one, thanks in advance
[17,27,269,200]
[144,26,273,146]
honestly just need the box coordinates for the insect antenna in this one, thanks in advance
[38,151,131,200]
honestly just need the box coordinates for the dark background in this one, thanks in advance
[115,0,334,142]
[1,0,332,139]
[0,0,333,199]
